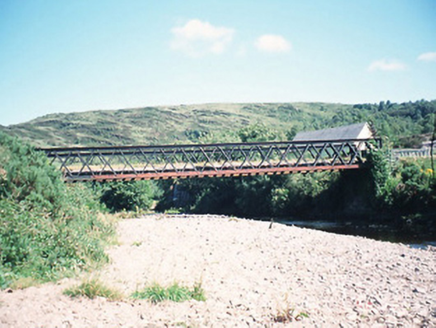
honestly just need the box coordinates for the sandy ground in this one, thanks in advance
[1,214,435,327]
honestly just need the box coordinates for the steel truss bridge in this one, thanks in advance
[40,138,381,183]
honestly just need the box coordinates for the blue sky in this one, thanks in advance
[1,0,435,126]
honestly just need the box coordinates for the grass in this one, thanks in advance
[164,208,182,214]
[63,278,123,301]
[9,277,39,290]
[131,282,206,303]
[64,279,206,305]
[272,293,309,323]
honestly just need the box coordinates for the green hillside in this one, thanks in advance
[2,100,435,148]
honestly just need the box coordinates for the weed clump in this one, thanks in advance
[272,308,309,323]
[63,279,122,301]
[131,282,206,303]
[0,132,115,289]
[272,294,309,323]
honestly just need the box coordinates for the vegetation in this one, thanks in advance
[272,293,309,323]
[65,279,207,304]
[272,308,309,323]
[366,153,436,233]
[0,132,115,289]
[2,100,435,149]
[95,180,159,213]
[131,282,206,303]
[63,278,122,301]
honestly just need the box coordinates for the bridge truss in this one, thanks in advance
[40,138,381,182]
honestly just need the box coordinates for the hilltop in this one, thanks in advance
[1,101,435,147]
[0,103,346,147]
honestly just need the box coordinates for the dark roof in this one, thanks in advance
[293,122,373,141]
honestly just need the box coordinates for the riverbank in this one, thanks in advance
[1,214,435,327]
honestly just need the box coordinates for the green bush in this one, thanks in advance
[365,147,436,214]
[389,159,436,213]
[0,132,114,288]
[238,123,279,142]
[97,180,156,212]
[366,148,392,205]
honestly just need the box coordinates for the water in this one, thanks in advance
[408,241,436,250]
[277,219,436,249]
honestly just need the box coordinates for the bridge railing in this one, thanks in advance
[39,138,381,182]
[391,148,431,159]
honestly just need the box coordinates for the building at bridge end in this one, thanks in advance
[293,122,376,150]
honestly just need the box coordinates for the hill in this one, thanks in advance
[1,100,435,147]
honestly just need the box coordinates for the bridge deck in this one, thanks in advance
[40,138,380,182]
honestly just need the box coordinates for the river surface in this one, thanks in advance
[277,219,436,249]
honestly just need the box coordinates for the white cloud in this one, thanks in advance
[170,19,234,57]
[255,34,291,53]
[368,59,406,72]
[417,52,436,62]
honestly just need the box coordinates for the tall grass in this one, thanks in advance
[0,132,115,289]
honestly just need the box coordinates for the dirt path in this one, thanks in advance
[1,215,435,327]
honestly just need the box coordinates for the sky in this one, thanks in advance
[0,0,435,126]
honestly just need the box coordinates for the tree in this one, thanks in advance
[99,181,155,212]
[238,123,278,142]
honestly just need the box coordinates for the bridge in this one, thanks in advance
[40,138,381,182]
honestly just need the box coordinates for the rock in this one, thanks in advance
[385,314,397,325]
[345,312,357,321]
[395,309,408,318]
[417,308,429,317]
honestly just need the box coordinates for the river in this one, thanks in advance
[277,219,436,249]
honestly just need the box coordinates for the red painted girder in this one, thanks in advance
[67,164,362,182]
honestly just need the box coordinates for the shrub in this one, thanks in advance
[97,180,156,212]
[389,159,436,213]
[366,148,395,208]
[238,123,279,142]
[0,132,114,288]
